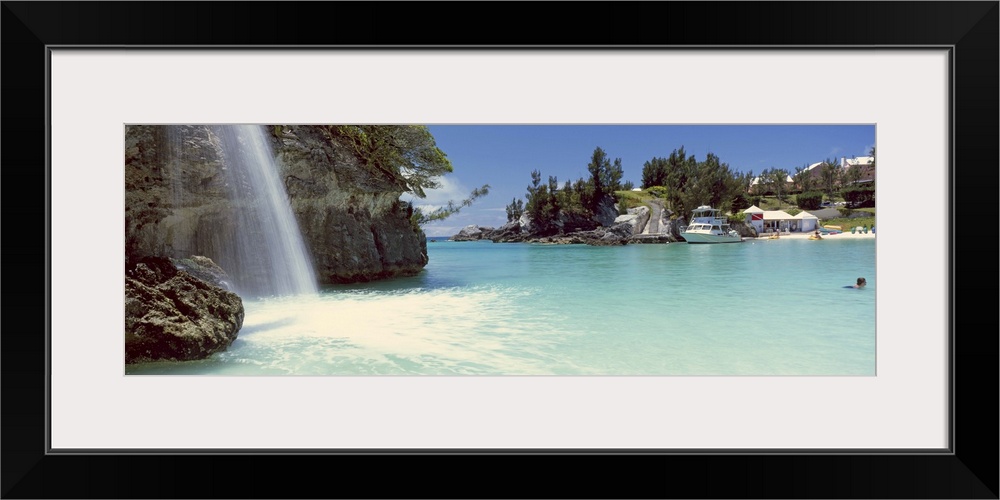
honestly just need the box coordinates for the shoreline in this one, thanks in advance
[432,229,877,244]
[752,230,875,241]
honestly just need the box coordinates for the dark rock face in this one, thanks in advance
[629,234,673,244]
[482,211,600,244]
[274,125,428,283]
[591,222,634,246]
[664,217,687,241]
[614,206,650,235]
[451,224,492,241]
[299,198,429,283]
[125,256,244,364]
[591,195,620,227]
[483,221,526,242]
[730,220,758,238]
[561,210,601,233]
[124,125,429,285]
[171,255,236,291]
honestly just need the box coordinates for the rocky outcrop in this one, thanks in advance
[731,220,758,238]
[561,210,601,233]
[451,224,493,241]
[171,255,236,291]
[664,217,687,241]
[486,222,634,246]
[484,221,526,242]
[614,206,650,235]
[124,125,429,285]
[125,256,244,364]
[591,222,634,246]
[472,205,660,246]
[592,195,620,227]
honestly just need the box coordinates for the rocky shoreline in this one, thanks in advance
[449,202,759,245]
[451,220,657,246]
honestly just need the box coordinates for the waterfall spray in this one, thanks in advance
[211,125,318,298]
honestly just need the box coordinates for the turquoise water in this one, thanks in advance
[126,238,876,376]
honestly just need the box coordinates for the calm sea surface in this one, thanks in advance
[126,238,876,376]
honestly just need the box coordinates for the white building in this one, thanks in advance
[761,210,796,232]
[748,174,794,194]
[745,206,816,233]
[841,156,875,183]
[792,211,819,232]
[743,205,765,233]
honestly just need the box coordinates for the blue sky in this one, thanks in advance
[406,125,875,237]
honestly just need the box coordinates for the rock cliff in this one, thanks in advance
[274,126,428,283]
[124,125,428,285]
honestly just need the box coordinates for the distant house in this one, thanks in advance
[748,174,794,194]
[748,155,874,194]
[841,156,875,184]
[799,161,826,184]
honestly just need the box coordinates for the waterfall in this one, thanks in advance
[211,125,318,298]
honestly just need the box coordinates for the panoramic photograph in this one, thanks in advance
[124,124,876,376]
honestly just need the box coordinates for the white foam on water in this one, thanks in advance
[226,286,572,375]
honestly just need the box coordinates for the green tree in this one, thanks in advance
[525,170,559,235]
[641,157,668,188]
[328,125,490,228]
[505,197,524,222]
[702,153,735,211]
[757,168,774,196]
[608,158,624,192]
[768,168,790,206]
[737,170,755,195]
[796,191,824,210]
[586,148,611,208]
[841,184,875,208]
[574,177,594,213]
[819,159,840,197]
[662,147,695,217]
[730,192,750,213]
[526,169,543,217]
[844,162,864,186]
[584,147,625,219]
[793,164,815,193]
[546,175,563,225]
[327,125,454,198]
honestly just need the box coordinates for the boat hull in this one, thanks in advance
[681,232,743,244]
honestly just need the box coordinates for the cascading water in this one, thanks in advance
[209,125,318,298]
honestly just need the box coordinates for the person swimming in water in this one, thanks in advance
[844,277,867,289]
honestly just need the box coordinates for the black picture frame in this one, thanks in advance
[3,2,997,498]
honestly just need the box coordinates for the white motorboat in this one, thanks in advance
[681,205,743,244]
